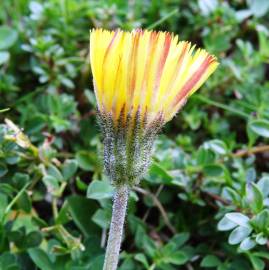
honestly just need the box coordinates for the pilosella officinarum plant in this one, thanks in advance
[89,28,219,270]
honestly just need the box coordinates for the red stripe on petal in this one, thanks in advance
[173,55,213,106]
[162,33,172,63]
[141,31,159,91]
[177,42,189,67]
[128,32,141,97]
[162,42,188,95]
[112,55,123,116]
[154,33,172,92]
[103,30,119,61]
[101,30,119,91]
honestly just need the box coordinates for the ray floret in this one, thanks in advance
[90,28,218,129]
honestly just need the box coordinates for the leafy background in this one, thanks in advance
[1,0,269,269]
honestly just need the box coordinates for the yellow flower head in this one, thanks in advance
[90,28,218,186]
[90,28,218,126]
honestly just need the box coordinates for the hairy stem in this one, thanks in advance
[103,184,129,270]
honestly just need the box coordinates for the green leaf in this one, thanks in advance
[204,27,232,54]
[255,233,267,245]
[247,0,269,17]
[228,226,252,245]
[8,229,24,245]
[0,253,19,270]
[204,140,227,155]
[16,191,31,213]
[88,255,104,270]
[87,180,114,200]
[203,164,224,177]
[29,1,43,16]
[201,255,221,267]
[198,0,218,16]
[196,148,215,166]
[92,208,111,229]
[225,213,250,227]
[249,119,269,138]
[246,183,264,213]
[84,89,97,106]
[250,209,269,231]
[28,248,54,270]
[170,232,190,248]
[47,164,63,182]
[25,231,43,248]
[217,216,237,231]
[0,162,8,177]
[222,187,241,203]
[247,124,258,146]
[42,175,60,192]
[165,251,189,265]
[257,176,269,197]
[0,51,10,65]
[67,195,100,236]
[62,159,78,181]
[246,168,256,183]
[161,233,190,256]
[248,254,265,270]
[144,237,157,258]
[0,193,8,220]
[75,176,88,191]
[0,183,14,196]
[76,151,97,171]
[240,237,256,251]
[61,77,75,89]
[5,155,20,165]
[0,26,18,50]
[253,251,269,260]
[162,234,189,257]
[134,253,149,268]
[12,173,30,189]
[147,162,173,184]
[32,216,48,228]
[56,201,70,225]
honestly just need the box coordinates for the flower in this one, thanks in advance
[90,29,218,125]
[90,29,218,186]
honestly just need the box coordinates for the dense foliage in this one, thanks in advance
[1,0,269,269]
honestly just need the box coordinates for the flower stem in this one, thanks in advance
[103,184,129,270]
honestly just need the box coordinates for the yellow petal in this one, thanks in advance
[90,28,219,125]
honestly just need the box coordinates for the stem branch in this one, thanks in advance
[233,145,269,157]
[133,186,176,234]
[103,184,129,270]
